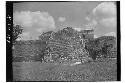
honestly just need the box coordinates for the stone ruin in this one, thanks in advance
[43,27,93,64]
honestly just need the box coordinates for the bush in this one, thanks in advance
[85,36,117,60]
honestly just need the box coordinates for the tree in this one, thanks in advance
[85,39,100,61]
[96,36,116,58]
[13,24,23,44]
[85,36,117,60]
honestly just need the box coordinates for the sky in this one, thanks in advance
[13,1,117,40]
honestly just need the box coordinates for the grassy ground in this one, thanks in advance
[13,59,117,82]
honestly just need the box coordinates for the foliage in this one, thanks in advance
[85,39,100,60]
[96,36,117,58]
[85,36,117,60]
[13,40,46,62]
[39,31,54,41]
[13,24,23,44]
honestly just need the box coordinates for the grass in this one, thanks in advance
[13,59,117,82]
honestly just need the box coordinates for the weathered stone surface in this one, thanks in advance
[43,27,92,63]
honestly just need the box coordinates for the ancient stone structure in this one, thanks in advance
[43,27,93,63]
[79,29,94,39]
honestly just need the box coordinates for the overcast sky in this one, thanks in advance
[13,1,117,40]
